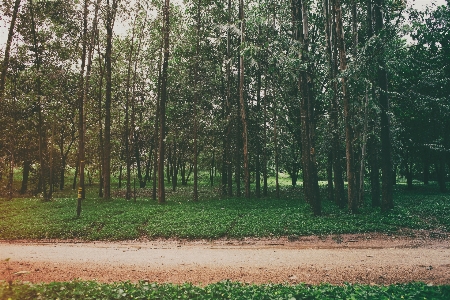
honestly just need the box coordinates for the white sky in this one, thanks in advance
[0,0,447,50]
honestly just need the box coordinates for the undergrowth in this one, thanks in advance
[0,183,448,240]
[1,280,449,300]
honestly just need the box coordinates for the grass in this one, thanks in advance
[0,181,449,299]
[1,280,449,299]
[0,182,448,241]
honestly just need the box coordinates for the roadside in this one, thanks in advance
[1,233,449,285]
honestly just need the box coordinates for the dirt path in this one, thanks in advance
[1,233,449,285]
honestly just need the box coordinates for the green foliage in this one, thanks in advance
[0,184,448,241]
[1,280,449,300]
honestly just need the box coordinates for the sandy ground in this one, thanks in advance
[1,233,449,285]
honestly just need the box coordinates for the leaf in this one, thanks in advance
[14,270,31,275]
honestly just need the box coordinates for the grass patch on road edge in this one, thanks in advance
[1,280,449,299]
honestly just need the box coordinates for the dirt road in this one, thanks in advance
[1,233,449,285]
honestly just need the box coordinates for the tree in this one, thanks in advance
[374,0,393,211]
[158,0,170,204]
[103,0,119,200]
[292,0,320,216]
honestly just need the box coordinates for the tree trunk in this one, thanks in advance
[263,71,268,197]
[327,151,333,201]
[135,132,145,188]
[374,0,393,212]
[274,105,280,199]
[77,0,89,216]
[29,0,48,200]
[7,154,14,200]
[158,0,170,204]
[406,160,413,190]
[293,0,320,215]
[104,0,118,200]
[239,0,250,198]
[0,0,21,101]
[193,0,201,201]
[73,160,78,190]
[368,135,380,207]
[255,63,262,198]
[20,161,31,194]
[423,148,429,185]
[323,0,345,208]
[335,0,357,213]
[437,154,447,193]
[96,30,105,198]
[152,45,163,201]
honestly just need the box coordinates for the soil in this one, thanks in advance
[1,232,449,286]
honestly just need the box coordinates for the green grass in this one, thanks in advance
[0,183,448,241]
[1,280,449,299]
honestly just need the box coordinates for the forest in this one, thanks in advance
[0,0,449,217]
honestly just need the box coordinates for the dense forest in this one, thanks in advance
[0,0,448,216]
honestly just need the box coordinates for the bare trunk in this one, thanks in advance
[104,0,119,200]
[77,0,88,216]
[335,0,357,213]
[0,0,21,101]
[29,0,48,200]
[323,0,345,208]
[374,0,393,212]
[193,0,201,201]
[158,0,170,204]
[20,161,31,194]
[239,0,250,198]
[293,0,320,215]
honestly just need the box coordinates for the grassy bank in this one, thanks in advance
[0,184,448,240]
[1,281,449,299]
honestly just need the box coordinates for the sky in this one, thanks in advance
[0,0,447,50]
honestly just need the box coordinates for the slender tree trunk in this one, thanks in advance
[29,0,48,200]
[49,123,55,199]
[359,85,369,204]
[73,160,78,190]
[20,161,31,194]
[327,151,333,201]
[423,150,429,184]
[437,154,447,192]
[293,0,320,215]
[263,71,268,197]
[255,63,262,198]
[97,31,105,198]
[368,135,380,207]
[222,0,233,197]
[274,103,279,199]
[7,154,14,200]
[135,132,145,188]
[239,0,250,198]
[0,0,21,101]
[193,0,201,201]
[152,45,163,201]
[335,0,357,213]
[323,0,345,208]
[104,0,118,200]
[158,0,170,204]
[77,0,88,216]
[374,0,393,211]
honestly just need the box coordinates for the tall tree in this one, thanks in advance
[239,0,250,198]
[0,0,21,101]
[77,0,89,216]
[158,0,170,204]
[335,0,357,213]
[374,0,393,211]
[104,0,119,200]
[292,0,320,215]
